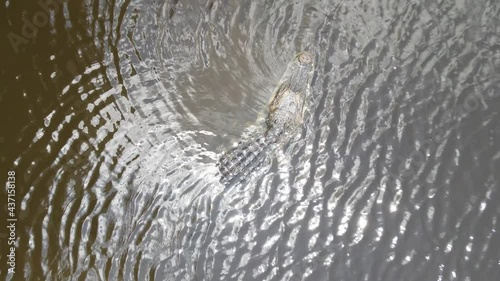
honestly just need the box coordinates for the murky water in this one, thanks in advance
[1,0,500,280]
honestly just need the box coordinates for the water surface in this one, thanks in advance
[1,0,499,280]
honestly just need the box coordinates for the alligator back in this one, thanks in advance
[217,131,282,185]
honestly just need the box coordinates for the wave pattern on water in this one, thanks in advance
[5,0,500,280]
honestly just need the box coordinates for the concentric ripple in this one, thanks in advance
[2,0,500,280]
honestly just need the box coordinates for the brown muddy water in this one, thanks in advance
[1,0,500,280]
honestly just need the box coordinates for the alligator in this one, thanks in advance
[217,52,314,185]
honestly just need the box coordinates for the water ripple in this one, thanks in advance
[3,0,500,280]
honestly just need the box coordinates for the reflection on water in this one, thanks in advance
[1,0,500,280]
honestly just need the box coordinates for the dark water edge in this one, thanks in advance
[1,0,500,280]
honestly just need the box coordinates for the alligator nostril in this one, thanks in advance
[298,52,312,65]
